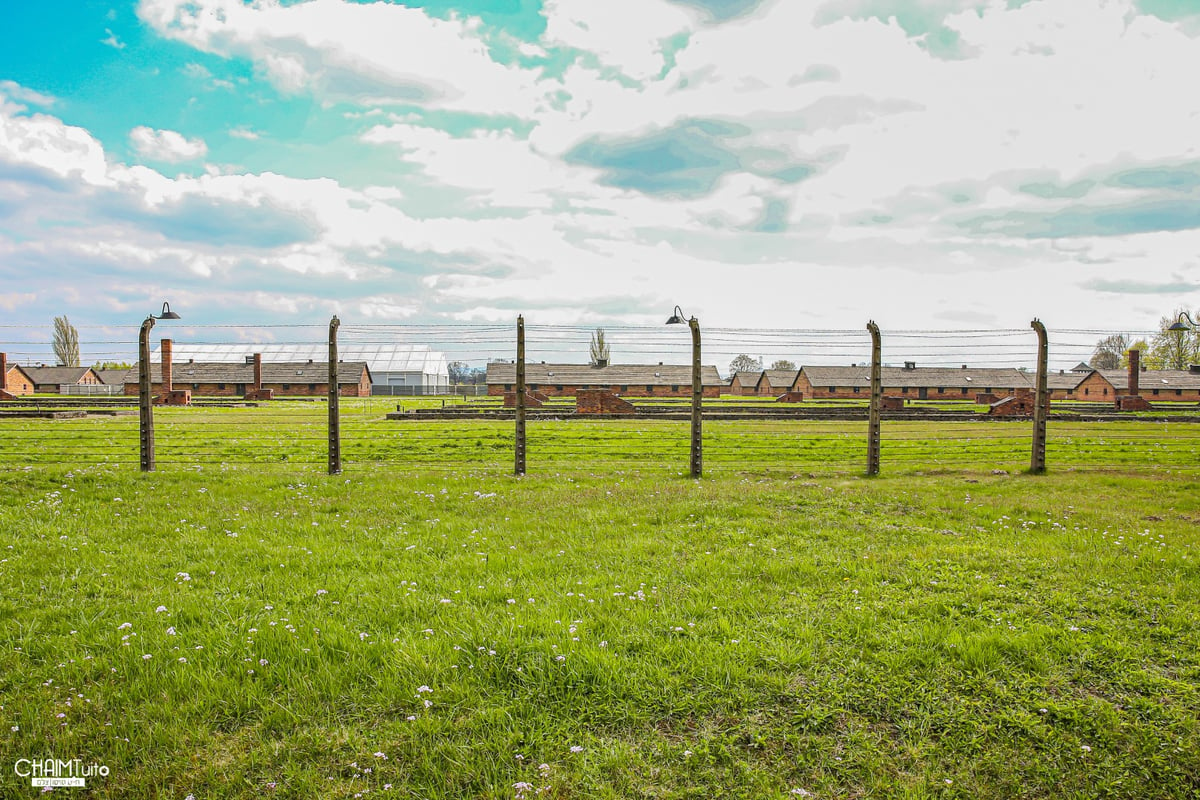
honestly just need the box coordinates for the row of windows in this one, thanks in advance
[184,383,317,391]
[504,384,683,392]
[823,386,1001,394]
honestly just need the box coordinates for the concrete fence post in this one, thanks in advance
[867,320,882,476]
[1030,318,1048,473]
[138,316,156,472]
[328,315,342,475]
[515,315,526,476]
[689,316,703,478]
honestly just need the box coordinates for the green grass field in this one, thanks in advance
[1,405,1198,798]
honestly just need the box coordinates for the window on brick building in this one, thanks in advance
[218,384,225,390]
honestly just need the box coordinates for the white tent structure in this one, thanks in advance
[151,342,449,395]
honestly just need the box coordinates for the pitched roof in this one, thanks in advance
[1100,368,1200,390]
[1046,370,1097,391]
[122,361,371,385]
[23,366,99,385]
[96,369,129,385]
[797,365,1033,390]
[153,343,446,374]
[757,369,798,389]
[4,364,35,381]
[485,362,725,387]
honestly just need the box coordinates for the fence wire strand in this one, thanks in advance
[1,322,1197,473]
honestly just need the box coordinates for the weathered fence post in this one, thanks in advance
[328,315,342,475]
[138,315,156,472]
[867,320,882,476]
[689,315,702,479]
[1030,318,1048,473]
[515,315,526,476]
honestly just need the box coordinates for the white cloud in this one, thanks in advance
[0,95,109,184]
[228,127,261,140]
[540,0,697,81]
[102,28,127,50]
[0,80,56,108]
[361,123,606,209]
[0,292,38,311]
[136,0,547,115]
[130,126,209,163]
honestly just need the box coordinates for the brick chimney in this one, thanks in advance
[1127,348,1140,396]
[253,353,262,390]
[161,338,173,393]
[0,352,7,392]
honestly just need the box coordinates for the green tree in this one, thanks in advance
[1089,333,1129,370]
[1149,309,1200,370]
[52,316,80,367]
[1126,339,1152,368]
[729,354,762,375]
[769,359,796,370]
[589,328,610,365]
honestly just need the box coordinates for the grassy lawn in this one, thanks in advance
[0,407,1198,797]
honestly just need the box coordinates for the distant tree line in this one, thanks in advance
[1092,308,1200,370]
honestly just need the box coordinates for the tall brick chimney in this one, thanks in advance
[253,353,262,390]
[0,352,7,392]
[161,338,173,393]
[1127,348,1140,396]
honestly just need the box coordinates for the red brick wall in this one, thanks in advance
[575,389,634,414]
[490,383,718,398]
[129,379,368,397]
[1073,372,1115,401]
[4,366,34,395]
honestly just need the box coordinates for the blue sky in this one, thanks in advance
[1,0,1199,359]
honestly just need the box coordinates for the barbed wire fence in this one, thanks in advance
[1,318,1198,476]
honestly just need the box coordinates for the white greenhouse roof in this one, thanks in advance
[152,343,447,374]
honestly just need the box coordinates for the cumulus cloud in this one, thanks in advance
[130,126,209,163]
[0,80,55,108]
[136,0,547,115]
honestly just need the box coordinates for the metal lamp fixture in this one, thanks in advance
[155,301,181,321]
[666,304,702,478]
[139,300,181,472]
[1167,311,1196,332]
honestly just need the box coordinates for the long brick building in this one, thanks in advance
[485,362,725,398]
[123,357,372,397]
[788,364,1032,401]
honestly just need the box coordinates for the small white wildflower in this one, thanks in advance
[155,605,168,613]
